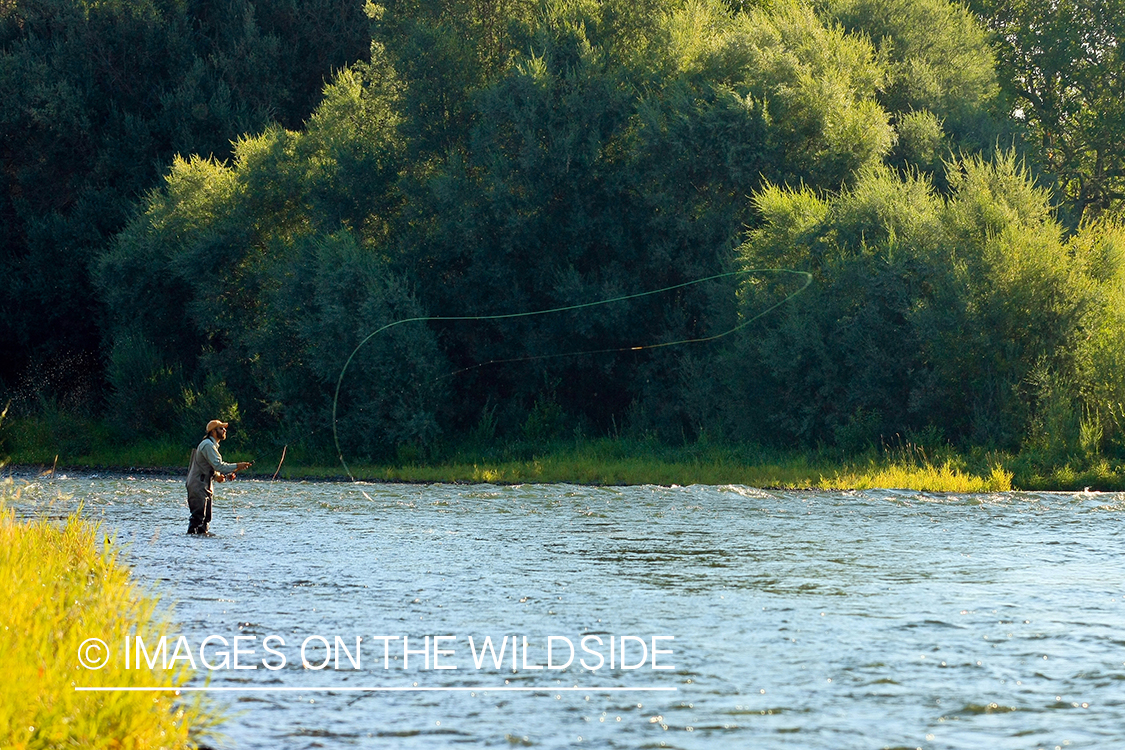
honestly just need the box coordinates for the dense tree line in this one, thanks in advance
[0,0,371,401]
[4,0,1125,463]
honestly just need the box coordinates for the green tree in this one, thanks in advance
[968,0,1125,223]
[397,0,896,439]
[91,0,1041,454]
[826,0,999,134]
[98,64,445,456]
[736,152,1112,450]
[0,0,371,404]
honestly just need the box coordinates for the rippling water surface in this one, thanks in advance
[17,477,1125,749]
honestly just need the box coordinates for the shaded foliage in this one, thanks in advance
[98,65,446,457]
[0,0,371,399]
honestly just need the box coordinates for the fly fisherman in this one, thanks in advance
[186,419,252,535]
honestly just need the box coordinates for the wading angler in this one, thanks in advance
[185,419,252,535]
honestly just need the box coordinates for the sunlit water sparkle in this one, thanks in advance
[14,477,1125,749]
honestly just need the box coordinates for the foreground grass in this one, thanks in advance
[0,477,221,749]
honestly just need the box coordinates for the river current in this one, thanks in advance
[16,476,1125,749]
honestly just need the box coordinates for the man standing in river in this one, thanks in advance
[186,419,252,535]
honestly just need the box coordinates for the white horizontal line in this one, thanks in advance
[76,686,677,693]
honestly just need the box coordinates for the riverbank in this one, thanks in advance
[0,476,222,748]
[6,433,1124,491]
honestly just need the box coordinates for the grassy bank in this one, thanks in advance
[6,411,1125,491]
[319,440,1016,493]
[2,424,1105,493]
[0,476,221,748]
[353,444,1125,491]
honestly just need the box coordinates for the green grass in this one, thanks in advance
[6,412,1125,490]
[0,476,223,749]
[822,459,1012,492]
[323,439,1013,491]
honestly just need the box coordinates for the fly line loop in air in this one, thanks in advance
[332,268,813,480]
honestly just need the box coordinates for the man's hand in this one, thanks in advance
[215,473,226,483]
[225,462,252,481]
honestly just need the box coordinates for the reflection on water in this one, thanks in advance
[15,477,1125,749]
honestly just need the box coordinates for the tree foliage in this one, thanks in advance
[97,65,446,456]
[8,0,1125,464]
[0,0,371,397]
[734,153,1125,453]
[968,0,1125,223]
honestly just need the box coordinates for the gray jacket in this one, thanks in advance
[186,436,238,497]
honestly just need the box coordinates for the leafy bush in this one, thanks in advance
[736,151,1118,451]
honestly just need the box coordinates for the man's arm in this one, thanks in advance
[199,440,239,474]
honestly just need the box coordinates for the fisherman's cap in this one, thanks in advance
[206,419,229,433]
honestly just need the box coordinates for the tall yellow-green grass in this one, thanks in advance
[821,460,1013,493]
[0,477,221,749]
[332,445,1014,491]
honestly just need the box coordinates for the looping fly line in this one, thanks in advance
[332,268,812,480]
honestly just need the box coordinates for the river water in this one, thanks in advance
[16,476,1125,749]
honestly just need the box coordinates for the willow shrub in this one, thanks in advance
[732,152,1124,453]
[1047,216,1125,458]
[98,64,448,459]
[825,0,1000,145]
[0,480,221,748]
